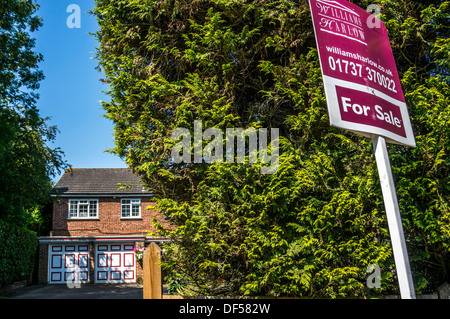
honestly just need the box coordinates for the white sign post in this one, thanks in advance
[309,0,416,298]
[372,136,416,299]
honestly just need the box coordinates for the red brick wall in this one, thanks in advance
[52,197,168,237]
[37,243,49,284]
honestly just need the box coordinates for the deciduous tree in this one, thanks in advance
[0,0,68,225]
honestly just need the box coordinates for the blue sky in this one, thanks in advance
[33,0,126,182]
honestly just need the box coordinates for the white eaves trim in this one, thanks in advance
[50,193,154,198]
[38,235,169,244]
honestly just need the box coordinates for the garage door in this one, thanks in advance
[95,243,136,283]
[49,244,90,284]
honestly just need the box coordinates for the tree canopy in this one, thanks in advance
[0,0,68,225]
[93,0,449,297]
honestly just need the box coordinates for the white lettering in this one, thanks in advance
[203,128,223,163]
[171,128,191,163]
[170,121,279,174]
[384,112,393,124]
[341,97,370,116]
[66,4,81,29]
[179,303,214,316]
[367,264,381,289]
[352,103,363,115]
[366,4,382,29]
[375,104,384,120]
[342,99,402,128]
[341,97,352,112]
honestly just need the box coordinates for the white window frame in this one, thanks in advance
[121,198,141,218]
[68,199,99,219]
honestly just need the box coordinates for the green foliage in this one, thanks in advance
[373,0,450,293]
[0,0,68,224]
[0,220,38,286]
[157,147,395,297]
[94,0,449,297]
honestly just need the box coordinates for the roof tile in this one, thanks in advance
[52,168,150,195]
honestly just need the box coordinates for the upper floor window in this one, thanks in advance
[121,199,141,218]
[68,199,98,218]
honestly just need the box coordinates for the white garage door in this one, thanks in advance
[95,243,136,283]
[48,244,90,284]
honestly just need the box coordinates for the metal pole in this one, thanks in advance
[372,135,416,299]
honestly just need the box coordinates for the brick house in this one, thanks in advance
[38,168,168,285]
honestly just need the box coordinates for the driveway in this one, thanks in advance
[0,283,144,299]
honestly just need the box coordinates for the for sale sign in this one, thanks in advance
[309,0,415,147]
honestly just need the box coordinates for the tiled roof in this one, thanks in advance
[52,168,150,195]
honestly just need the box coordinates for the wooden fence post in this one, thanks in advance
[143,242,162,299]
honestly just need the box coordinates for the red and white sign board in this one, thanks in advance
[309,0,415,147]
[309,0,417,299]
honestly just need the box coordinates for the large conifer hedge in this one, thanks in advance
[93,0,449,297]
